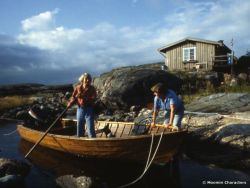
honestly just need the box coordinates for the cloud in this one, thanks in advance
[0,35,88,84]
[21,8,59,32]
[1,0,250,84]
[18,27,84,51]
[17,13,160,74]
[153,0,250,55]
[0,36,45,84]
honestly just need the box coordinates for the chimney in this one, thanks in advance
[218,40,224,46]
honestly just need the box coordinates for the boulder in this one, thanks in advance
[0,158,30,177]
[212,112,250,150]
[0,175,24,188]
[0,158,30,188]
[182,110,250,172]
[185,93,250,113]
[93,66,182,110]
[56,175,106,188]
[184,94,250,152]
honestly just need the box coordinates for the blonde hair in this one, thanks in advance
[79,73,92,83]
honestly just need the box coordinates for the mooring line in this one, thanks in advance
[3,128,18,136]
[185,110,250,121]
[117,132,163,188]
[145,133,154,168]
[0,118,22,136]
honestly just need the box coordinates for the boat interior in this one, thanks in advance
[21,118,173,138]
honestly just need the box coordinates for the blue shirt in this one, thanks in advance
[153,89,184,114]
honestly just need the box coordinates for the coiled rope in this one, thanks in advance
[117,132,164,188]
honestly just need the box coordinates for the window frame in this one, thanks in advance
[182,47,196,62]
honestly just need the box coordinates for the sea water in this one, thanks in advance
[0,120,249,188]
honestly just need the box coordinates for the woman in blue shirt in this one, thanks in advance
[151,83,184,131]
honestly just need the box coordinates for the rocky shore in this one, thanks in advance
[135,93,250,175]
[183,110,250,173]
[1,64,250,187]
[1,91,250,169]
[134,93,250,173]
[0,158,30,188]
[0,83,73,96]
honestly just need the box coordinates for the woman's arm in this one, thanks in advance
[151,109,158,128]
[67,87,78,107]
[167,104,176,126]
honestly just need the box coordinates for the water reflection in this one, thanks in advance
[19,139,181,188]
[2,121,249,188]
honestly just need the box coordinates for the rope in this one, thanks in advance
[185,111,250,121]
[0,118,22,136]
[117,132,164,188]
[184,110,219,116]
[3,128,17,136]
[220,114,250,121]
[145,134,154,168]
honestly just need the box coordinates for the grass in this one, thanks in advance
[182,93,205,104]
[0,95,33,112]
[221,84,250,93]
[182,84,250,104]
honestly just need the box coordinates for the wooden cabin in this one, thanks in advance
[158,37,232,71]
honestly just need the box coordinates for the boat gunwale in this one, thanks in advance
[17,123,187,141]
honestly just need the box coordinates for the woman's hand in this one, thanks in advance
[151,122,156,128]
[151,110,158,128]
[165,123,173,129]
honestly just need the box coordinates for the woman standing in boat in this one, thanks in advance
[151,83,184,131]
[67,73,97,138]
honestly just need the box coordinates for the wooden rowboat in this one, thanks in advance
[17,118,187,163]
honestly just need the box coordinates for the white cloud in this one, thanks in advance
[21,8,59,32]
[154,0,250,55]
[18,27,84,51]
[17,11,159,72]
[15,0,250,81]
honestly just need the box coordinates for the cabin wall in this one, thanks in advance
[164,41,216,71]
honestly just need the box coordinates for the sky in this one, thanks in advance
[0,0,249,85]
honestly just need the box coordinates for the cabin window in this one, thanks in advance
[183,47,196,62]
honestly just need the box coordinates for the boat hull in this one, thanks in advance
[17,120,187,163]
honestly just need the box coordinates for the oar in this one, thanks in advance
[24,106,70,159]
